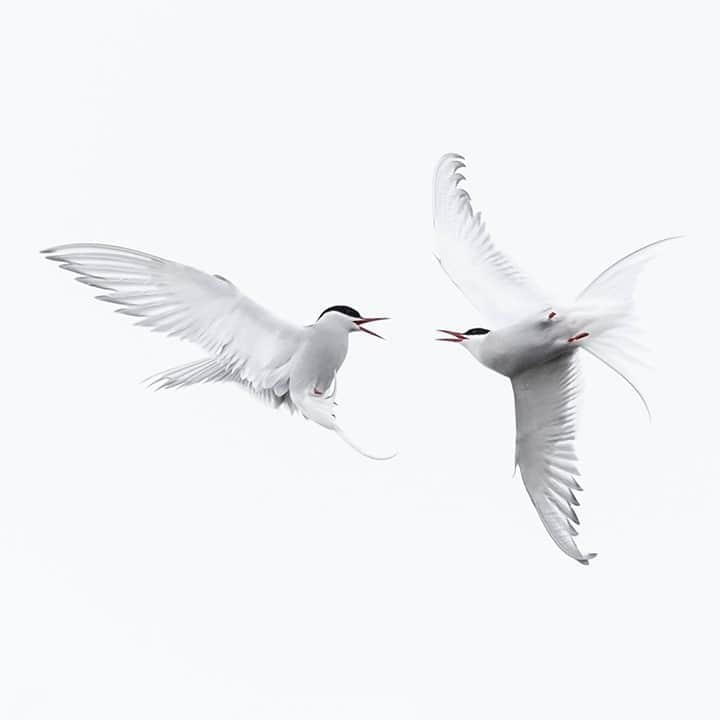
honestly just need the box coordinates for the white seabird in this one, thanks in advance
[433,153,672,563]
[42,243,394,460]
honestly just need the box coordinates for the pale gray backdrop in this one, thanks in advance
[2,1,719,718]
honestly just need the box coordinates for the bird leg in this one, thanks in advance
[567,332,590,343]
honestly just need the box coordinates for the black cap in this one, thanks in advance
[318,305,362,320]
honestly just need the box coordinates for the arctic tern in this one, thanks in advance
[433,153,671,564]
[42,244,394,460]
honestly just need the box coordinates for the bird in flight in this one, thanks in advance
[42,244,394,460]
[433,153,671,564]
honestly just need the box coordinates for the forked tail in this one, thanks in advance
[335,428,398,461]
[294,379,397,461]
[572,237,677,417]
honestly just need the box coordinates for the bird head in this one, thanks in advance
[317,305,388,339]
[436,327,491,358]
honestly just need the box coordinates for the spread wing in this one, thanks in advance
[42,243,305,402]
[511,353,597,564]
[433,153,550,327]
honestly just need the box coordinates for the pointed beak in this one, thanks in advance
[354,317,388,339]
[436,328,467,342]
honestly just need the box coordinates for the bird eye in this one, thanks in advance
[548,311,556,320]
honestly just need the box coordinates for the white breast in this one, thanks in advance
[290,322,349,398]
[478,314,580,378]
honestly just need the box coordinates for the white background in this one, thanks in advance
[2,2,719,718]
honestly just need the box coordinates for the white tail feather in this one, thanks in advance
[573,237,676,416]
[295,379,397,461]
[335,428,398,461]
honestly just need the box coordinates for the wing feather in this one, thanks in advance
[512,354,597,564]
[433,154,550,327]
[42,243,304,402]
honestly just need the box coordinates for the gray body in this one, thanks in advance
[468,310,584,378]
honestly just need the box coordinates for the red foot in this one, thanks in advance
[567,332,590,343]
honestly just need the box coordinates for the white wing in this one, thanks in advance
[433,153,550,327]
[144,357,296,411]
[511,354,596,564]
[42,243,304,403]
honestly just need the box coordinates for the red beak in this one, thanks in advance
[354,317,389,339]
[436,329,467,342]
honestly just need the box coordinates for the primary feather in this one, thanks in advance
[512,354,596,564]
[432,153,550,327]
[42,244,303,403]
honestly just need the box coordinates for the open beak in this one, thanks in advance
[436,329,467,343]
[354,317,388,339]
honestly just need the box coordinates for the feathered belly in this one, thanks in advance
[480,321,577,378]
